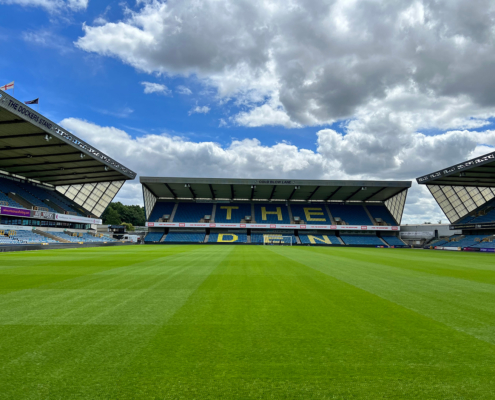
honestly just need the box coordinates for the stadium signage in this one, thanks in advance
[0,205,102,224]
[0,93,136,179]
[147,222,400,231]
[256,180,294,184]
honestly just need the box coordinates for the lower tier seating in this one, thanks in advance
[340,235,384,245]
[208,233,247,243]
[164,232,205,243]
[299,234,341,244]
[145,232,165,242]
[381,236,406,246]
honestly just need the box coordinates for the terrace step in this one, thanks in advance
[33,229,70,243]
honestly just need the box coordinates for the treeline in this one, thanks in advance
[101,202,146,227]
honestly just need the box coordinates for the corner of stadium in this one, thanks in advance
[0,89,136,251]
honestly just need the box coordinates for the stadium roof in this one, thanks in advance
[417,151,495,224]
[0,91,136,186]
[140,177,411,202]
[417,151,495,187]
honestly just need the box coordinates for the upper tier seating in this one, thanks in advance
[144,232,165,242]
[381,236,406,246]
[299,233,341,245]
[340,234,383,245]
[254,203,291,224]
[164,232,205,243]
[149,202,176,222]
[0,191,23,208]
[208,233,248,243]
[290,204,332,224]
[327,204,373,225]
[0,176,84,215]
[214,203,252,223]
[469,208,495,224]
[251,233,296,244]
[366,205,397,225]
[474,239,495,248]
[174,203,213,223]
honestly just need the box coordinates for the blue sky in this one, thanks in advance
[2,0,495,224]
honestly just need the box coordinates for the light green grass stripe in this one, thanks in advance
[272,247,495,345]
[0,246,233,399]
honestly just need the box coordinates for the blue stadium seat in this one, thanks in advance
[164,232,205,243]
[381,236,406,246]
[214,203,252,223]
[148,202,176,222]
[144,232,164,242]
[174,203,213,223]
[469,208,495,224]
[254,203,290,224]
[0,191,23,208]
[366,205,397,225]
[340,235,383,245]
[208,233,247,243]
[327,204,373,225]
[8,230,57,243]
[299,233,341,244]
[290,204,331,224]
[0,176,57,213]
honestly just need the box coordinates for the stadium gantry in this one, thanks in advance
[0,90,135,247]
[417,150,495,251]
[141,177,411,246]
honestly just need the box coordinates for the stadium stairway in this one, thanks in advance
[7,192,33,210]
[325,205,336,224]
[204,233,210,243]
[378,236,389,246]
[33,229,70,243]
[363,205,377,225]
[210,205,217,223]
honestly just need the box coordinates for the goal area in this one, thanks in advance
[263,235,293,246]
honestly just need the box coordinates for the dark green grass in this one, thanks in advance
[0,245,494,399]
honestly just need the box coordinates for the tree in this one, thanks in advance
[121,222,135,232]
[101,202,145,226]
[104,207,121,225]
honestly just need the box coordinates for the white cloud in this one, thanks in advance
[189,106,210,115]
[75,0,495,129]
[60,117,495,223]
[1,0,87,11]
[141,81,171,96]
[176,85,192,95]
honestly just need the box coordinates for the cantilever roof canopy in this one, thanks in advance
[0,91,136,186]
[417,151,495,187]
[417,151,495,224]
[140,177,411,202]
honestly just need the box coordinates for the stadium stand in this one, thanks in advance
[290,204,331,224]
[447,235,489,248]
[208,233,248,243]
[0,236,21,245]
[327,204,373,225]
[299,233,341,245]
[381,235,406,246]
[340,234,384,245]
[164,232,206,243]
[254,203,291,224]
[474,238,495,248]
[9,230,57,243]
[214,203,252,223]
[148,202,176,222]
[0,177,57,213]
[144,232,165,242]
[251,233,296,244]
[366,205,397,225]
[0,190,23,208]
[174,203,213,223]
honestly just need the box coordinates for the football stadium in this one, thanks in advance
[1,86,495,399]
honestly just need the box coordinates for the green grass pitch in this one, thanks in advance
[1,245,494,399]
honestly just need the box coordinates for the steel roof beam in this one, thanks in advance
[0,119,26,125]
[0,143,69,152]
[164,183,177,199]
[326,186,342,201]
[269,185,277,200]
[345,187,363,201]
[230,184,234,200]
[0,159,98,169]
[307,186,320,201]
[363,187,386,201]
[0,133,49,140]
[210,184,216,200]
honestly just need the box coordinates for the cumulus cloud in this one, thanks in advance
[1,0,87,11]
[60,117,495,223]
[76,0,495,129]
[141,81,171,96]
[189,105,210,115]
